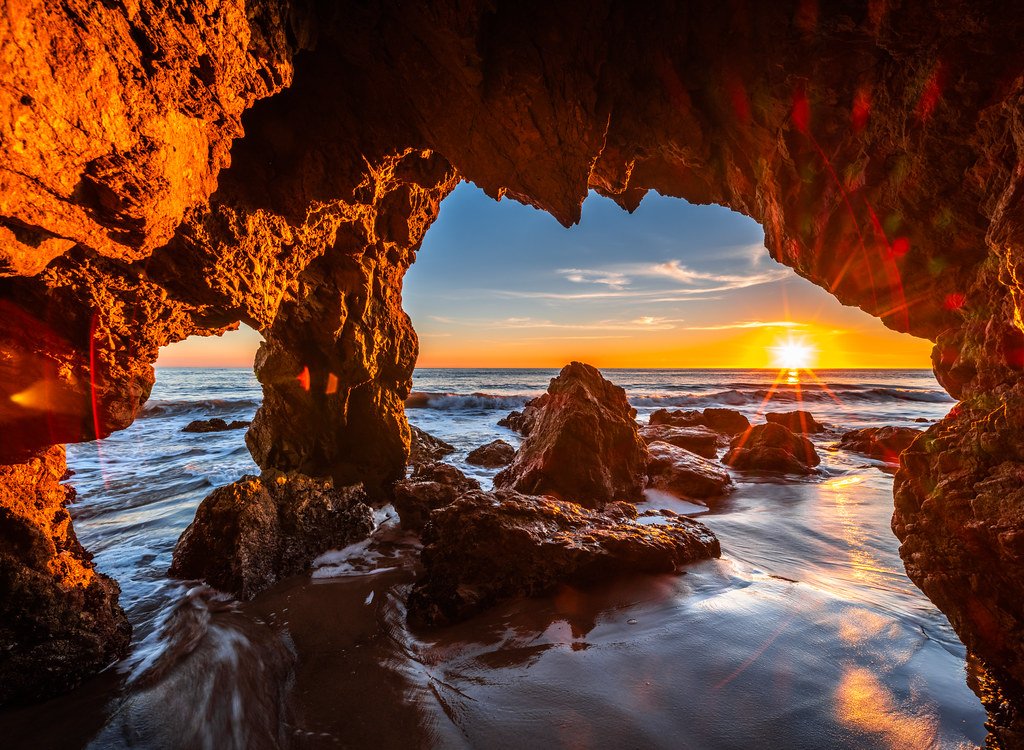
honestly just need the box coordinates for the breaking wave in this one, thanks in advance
[140,398,261,419]
[405,385,952,413]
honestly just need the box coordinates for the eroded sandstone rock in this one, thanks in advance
[408,426,456,467]
[893,404,1024,746]
[639,424,720,458]
[494,363,648,507]
[406,490,720,627]
[723,423,820,475]
[391,462,480,532]
[170,472,374,600]
[466,439,516,467]
[766,410,826,434]
[0,447,130,703]
[646,441,732,500]
[839,426,922,463]
[2,3,1024,737]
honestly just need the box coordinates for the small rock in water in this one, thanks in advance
[723,423,820,474]
[466,439,516,467]
[182,418,250,433]
[646,441,732,499]
[838,426,922,463]
[639,424,720,458]
[766,410,826,434]
[649,407,750,435]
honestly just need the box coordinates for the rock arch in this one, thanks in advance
[2,1,1023,743]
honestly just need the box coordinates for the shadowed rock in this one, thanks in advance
[646,441,732,500]
[0,447,130,704]
[407,490,720,627]
[391,462,480,532]
[639,424,720,458]
[409,426,455,467]
[723,423,820,475]
[839,426,922,463]
[170,473,374,600]
[649,408,750,435]
[182,418,251,433]
[494,362,648,507]
[766,410,826,434]
[466,439,516,467]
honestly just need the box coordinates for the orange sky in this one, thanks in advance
[156,317,933,370]
[157,186,937,370]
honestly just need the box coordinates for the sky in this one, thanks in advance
[157,182,934,369]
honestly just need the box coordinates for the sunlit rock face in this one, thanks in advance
[2,2,1024,739]
[0,447,129,703]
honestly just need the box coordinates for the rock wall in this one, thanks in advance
[3,2,1024,742]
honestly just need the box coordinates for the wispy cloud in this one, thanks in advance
[425,315,684,332]
[681,320,807,331]
[558,268,629,289]
[631,259,791,291]
[522,257,790,300]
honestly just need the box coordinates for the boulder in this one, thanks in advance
[406,490,721,626]
[182,417,251,433]
[723,423,820,474]
[649,407,750,435]
[466,439,516,467]
[639,424,720,458]
[839,426,922,463]
[765,410,826,434]
[170,472,375,599]
[494,362,648,507]
[648,409,704,428]
[497,394,549,436]
[646,441,732,499]
[391,462,480,531]
[701,408,752,435]
[409,425,455,466]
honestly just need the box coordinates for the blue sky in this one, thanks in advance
[158,182,933,368]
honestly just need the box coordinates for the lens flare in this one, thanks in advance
[771,335,816,370]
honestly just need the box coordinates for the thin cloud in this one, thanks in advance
[634,259,791,291]
[681,320,807,331]
[558,268,630,289]
[426,315,683,332]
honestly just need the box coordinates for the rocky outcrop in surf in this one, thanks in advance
[723,423,820,475]
[466,439,516,467]
[840,426,922,463]
[649,408,750,435]
[182,418,251,433]
[494,363,648,507]
[766,410,826,434]
[391,462,480,532]
[646,441,733,500]
[639,424,720,458]
[170,473,374,600]
[407,490,720,627]
[409,426,456,468]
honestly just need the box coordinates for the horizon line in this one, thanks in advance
[154,364,936,371]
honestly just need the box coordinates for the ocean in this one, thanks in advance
[2,367,987,748]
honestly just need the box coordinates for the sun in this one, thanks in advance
[771,335,816,370]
